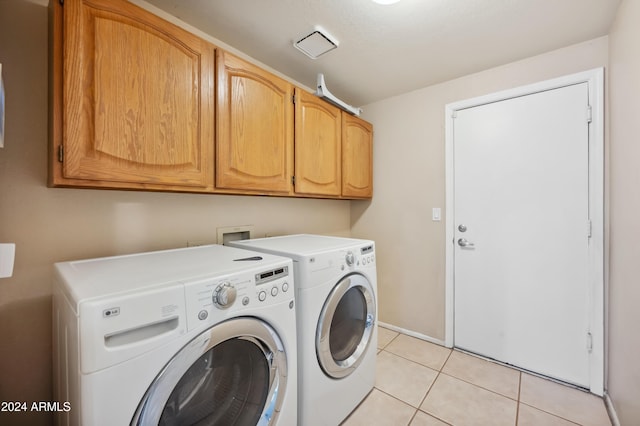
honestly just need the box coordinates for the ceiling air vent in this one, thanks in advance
[294,26,339,59]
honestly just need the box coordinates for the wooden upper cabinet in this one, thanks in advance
[216,50,294,194]
[51,0,215,191]
[342,113,373,198]
[294,89,342,197]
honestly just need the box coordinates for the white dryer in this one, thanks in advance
[230,234,377,426]
[52,244,297,426]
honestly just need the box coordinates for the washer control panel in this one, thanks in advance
[184,262,293,331]
[255,265,290,304]
[341,244,376,270]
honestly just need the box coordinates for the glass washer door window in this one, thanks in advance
[316,273,376,379]
[132,317,288,426]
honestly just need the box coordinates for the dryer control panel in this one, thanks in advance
[184,261,293,332]
[360,244,376,266]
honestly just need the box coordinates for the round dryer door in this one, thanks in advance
[132,318,288,426]
[316,273,376,379]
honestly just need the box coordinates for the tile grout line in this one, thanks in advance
[517,402,583,426]
[370,387,419,423]
[436,367,520,402]
[377,329,603,426]
[405,407,419,426]
[376,344,454,425]
[515,371,522,426]
[412,347,455,424]
[377,330,401,352]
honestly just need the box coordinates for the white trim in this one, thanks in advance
[444,68,605,395]
[377,321,446,347]
[604,392,621,426]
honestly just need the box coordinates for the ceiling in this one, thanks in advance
[143,0,620,107]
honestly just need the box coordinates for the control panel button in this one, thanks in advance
[282,282,289,292]
[198,310,208,321]
[242,296,250,306]
[271,287,279,297]
[258,291,267,302]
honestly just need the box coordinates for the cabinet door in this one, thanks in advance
[294,90,341,197]
[216,51,294,193]
[342,114,373,198]
[55,0,215,191]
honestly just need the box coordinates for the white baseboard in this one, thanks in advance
[604,392,621,426]
[377,321,448,347]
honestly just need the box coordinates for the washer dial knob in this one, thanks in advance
[212,282,237,309]
[345,251,355,267]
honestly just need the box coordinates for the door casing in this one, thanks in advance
[444,68,605,395]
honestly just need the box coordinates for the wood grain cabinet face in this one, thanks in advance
[52,0,215,191]
[342,113,373,198]
[216,51,294,194]
[294,89,342,197]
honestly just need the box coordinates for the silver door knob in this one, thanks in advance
[458,238,475,248]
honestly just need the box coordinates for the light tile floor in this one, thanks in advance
[343,326,611,426]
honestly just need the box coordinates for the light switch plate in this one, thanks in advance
[0,243,15,278]
[432,208,442,222]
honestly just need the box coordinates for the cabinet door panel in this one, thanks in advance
[60,0,215,190]
[217,51,293,193]
[342,114,373,198]
[294,90,341,196]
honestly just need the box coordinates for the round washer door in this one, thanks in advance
[132,317,288,426]
[316,273,376,379]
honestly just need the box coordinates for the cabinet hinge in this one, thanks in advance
[587,332,593,353]
[58,145,64,163]
[588,220,592,238]
[59,0,63,5]
[586,105,592,123]
[292,94,296,105]
[291,176,295,186]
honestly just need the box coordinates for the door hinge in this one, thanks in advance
[587,332,593,353]
[58,145,64,163]
[291,176,295,186]
[586,105,592,123]
[588,220,592,238]
[452,110,457,119]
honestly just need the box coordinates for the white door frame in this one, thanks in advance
[444,68,605,395]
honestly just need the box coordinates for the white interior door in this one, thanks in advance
[453,83,592,387]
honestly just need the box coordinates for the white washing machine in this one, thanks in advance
[52,244,297,426]
[229,234,377,426]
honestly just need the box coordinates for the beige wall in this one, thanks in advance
[0,2,350,425]
[352,36,609,341]
[607,0,640,422]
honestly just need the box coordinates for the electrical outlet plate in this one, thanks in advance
[216,225,254,245]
